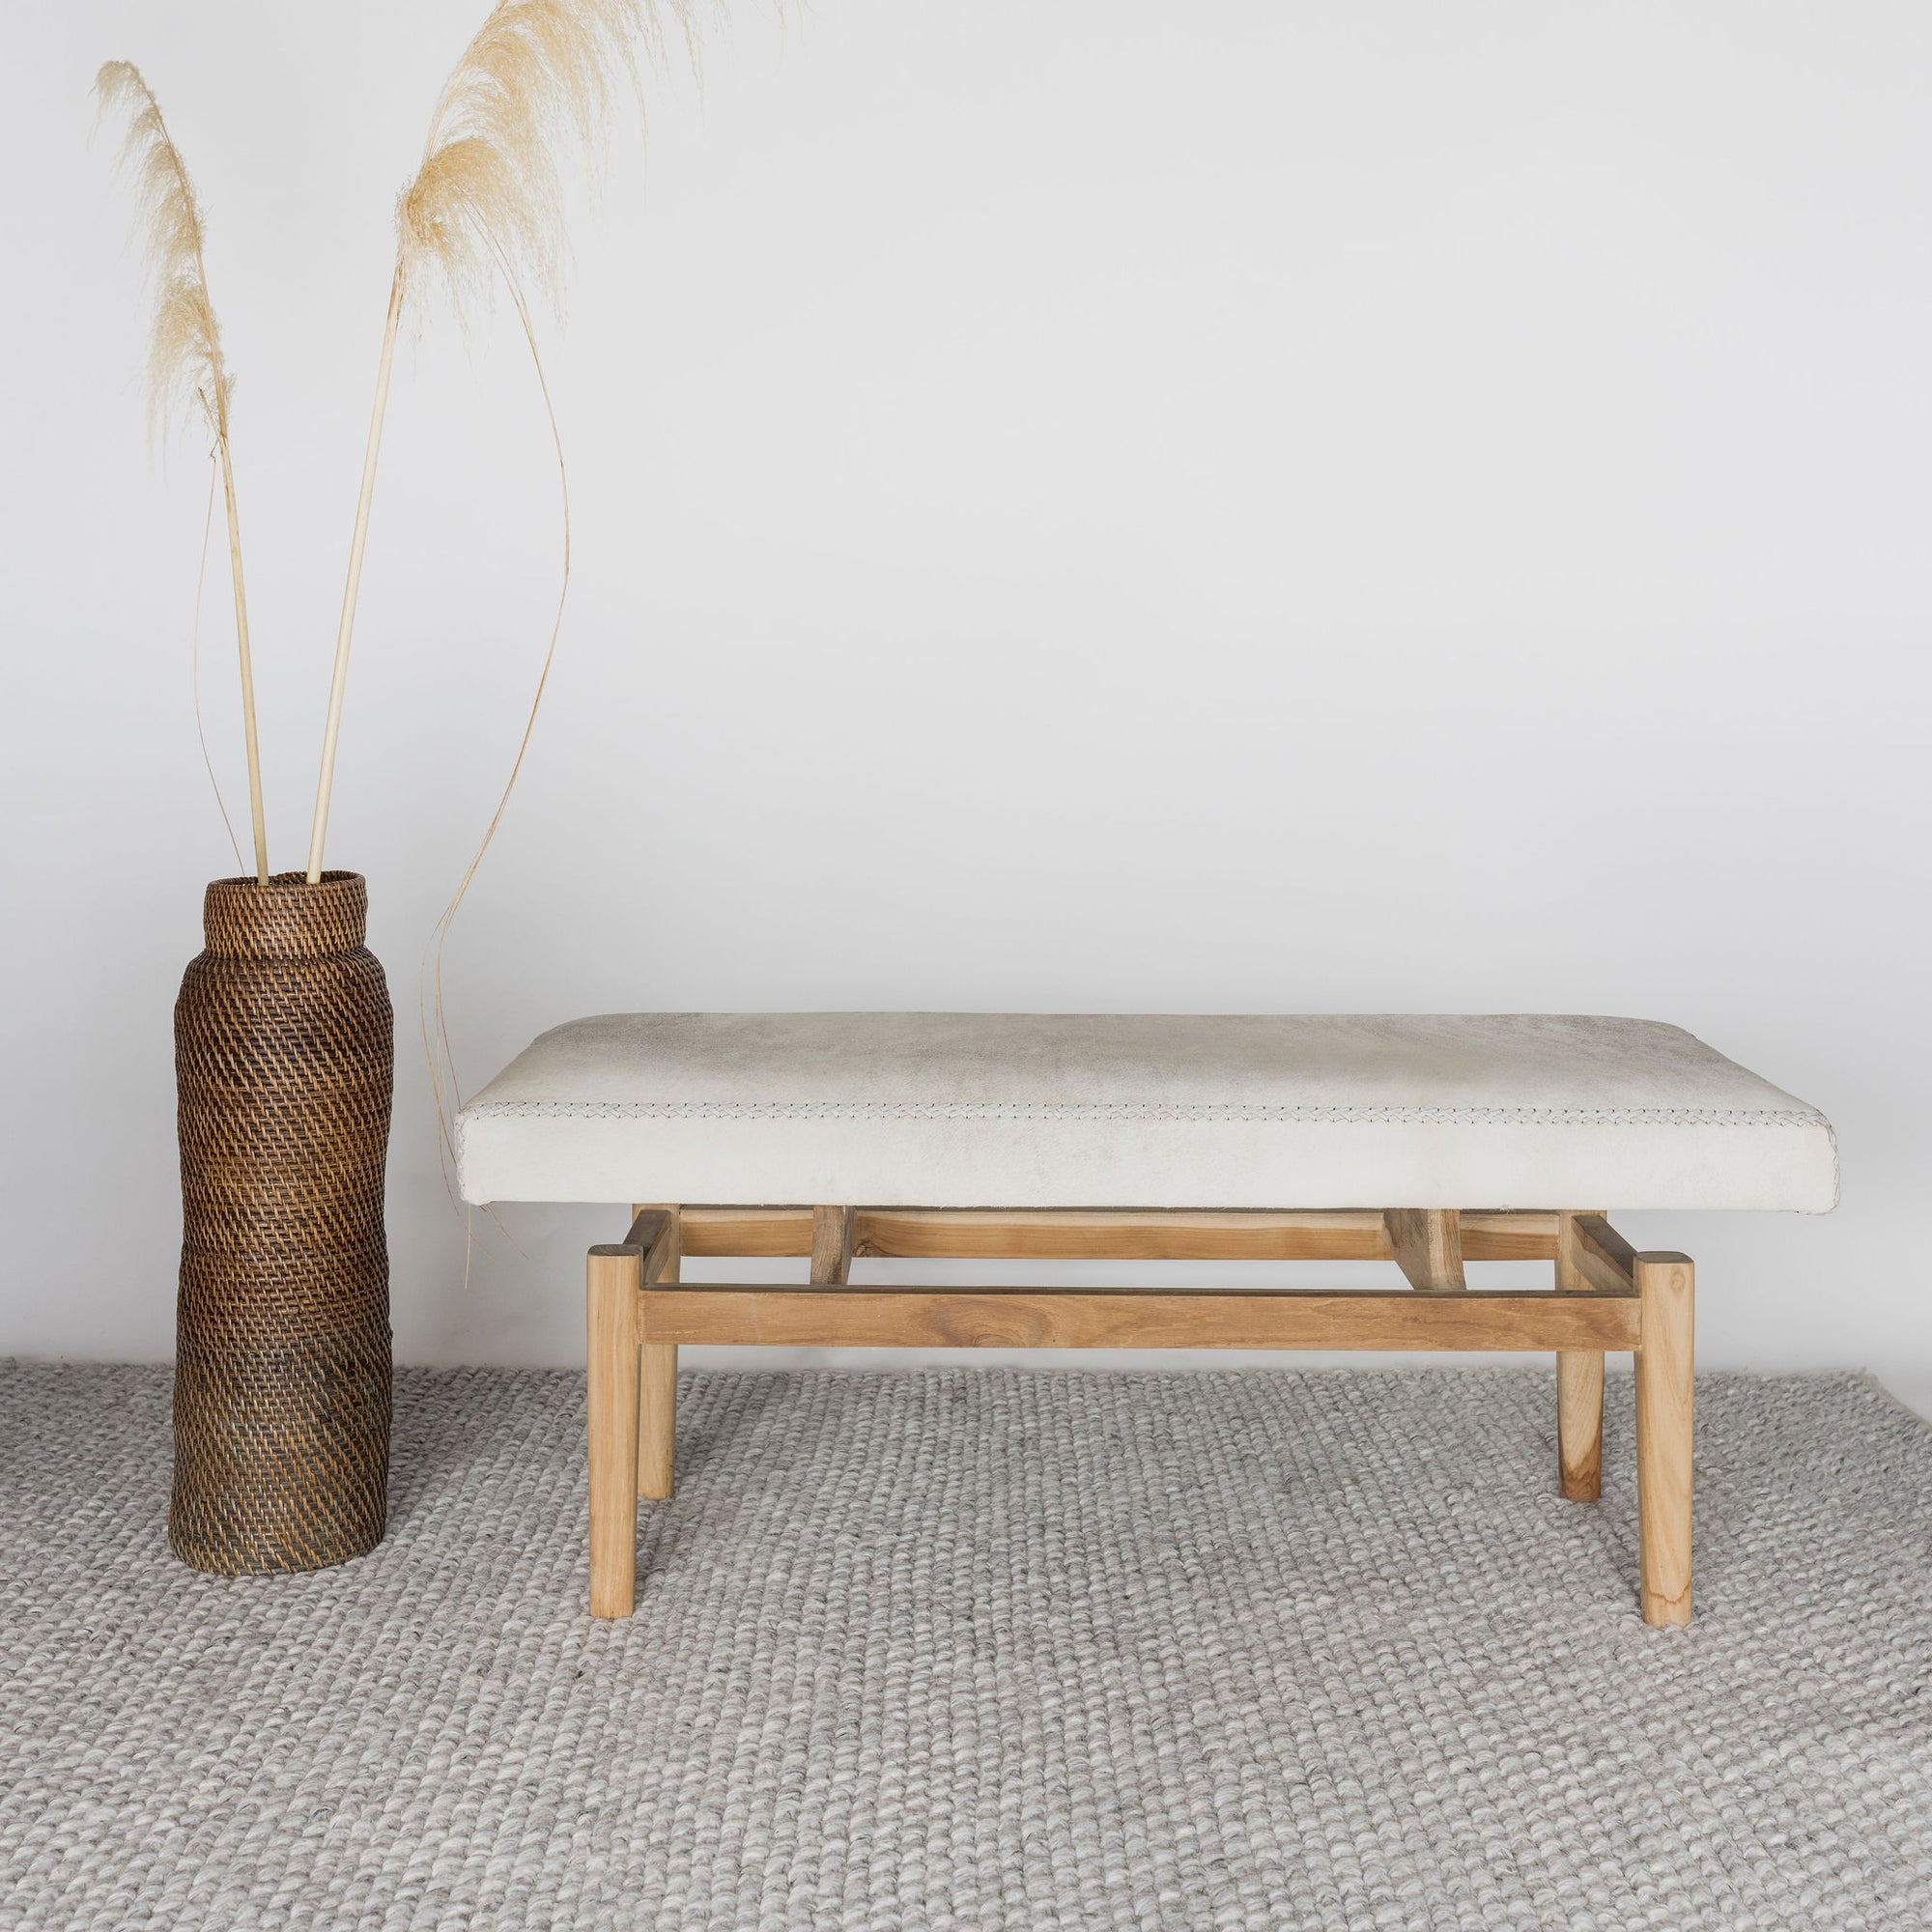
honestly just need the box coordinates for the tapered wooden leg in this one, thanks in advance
[1557,1351,1605,1501]
[635,1205,682,1500]
[587,1240,641,1619]
[638,1345,678,1500]
[1634,1251,1694,1628]
[1554,1213,1604,1501]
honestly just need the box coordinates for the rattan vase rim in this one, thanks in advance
[202,870,368,958]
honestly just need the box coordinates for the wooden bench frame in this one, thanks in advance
[585,1206,1694,1628]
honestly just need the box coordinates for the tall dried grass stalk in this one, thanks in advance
[97,62,270,884]
[190,453,248,876]
[305,0,698,883]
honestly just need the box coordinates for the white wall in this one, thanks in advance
[4,2,1928,1409]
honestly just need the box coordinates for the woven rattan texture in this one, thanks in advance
[170,872,393,1575]
[2,1364,1927,1931]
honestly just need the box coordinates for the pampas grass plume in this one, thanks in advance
[96,60,269,881]
[95,62,235,446]
[399,0,696,325]
[307,0,704,881]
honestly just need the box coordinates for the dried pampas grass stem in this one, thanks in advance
[190,452,248,877]
[307,266,405,886]
[305,0,697,883]
[97,62,269,883]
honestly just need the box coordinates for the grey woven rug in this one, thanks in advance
[2,1366,1928,1931]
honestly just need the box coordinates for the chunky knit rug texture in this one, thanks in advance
[2,1364,1928,1932]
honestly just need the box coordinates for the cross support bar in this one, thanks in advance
[637,1284,1640,1352]
[672,1207,1563,1263]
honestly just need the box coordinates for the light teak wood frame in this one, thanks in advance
[585,1205,1693,1628]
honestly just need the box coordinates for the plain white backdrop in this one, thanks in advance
[3,3,1927,1409]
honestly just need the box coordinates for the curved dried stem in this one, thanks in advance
[420,222,568,1260]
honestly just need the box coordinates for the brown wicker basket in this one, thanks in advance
[171,870,394,1575]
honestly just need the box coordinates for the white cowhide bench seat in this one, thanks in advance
[454,1012,1837,1626]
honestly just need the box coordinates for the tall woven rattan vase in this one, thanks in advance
[171,870,394,1575]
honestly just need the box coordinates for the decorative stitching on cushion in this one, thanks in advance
[458,1099,1827,1127]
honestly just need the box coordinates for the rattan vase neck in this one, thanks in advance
[202,869,368,957]
[173,869,394,1576]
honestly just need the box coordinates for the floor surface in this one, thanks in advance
[2,1364,1928,1930]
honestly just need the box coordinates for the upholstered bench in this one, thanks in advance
[455,1013,1836,1625]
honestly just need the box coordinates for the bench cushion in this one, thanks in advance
[454,1012,1836,1212]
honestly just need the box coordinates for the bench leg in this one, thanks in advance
[1556,1351,1605,1501]
[636,1206,682,1501]
[1552,1211,1605,1500]
[587,1241,641,1618]
[638,1345,678,1500]
[1634,1251,1694,1628]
